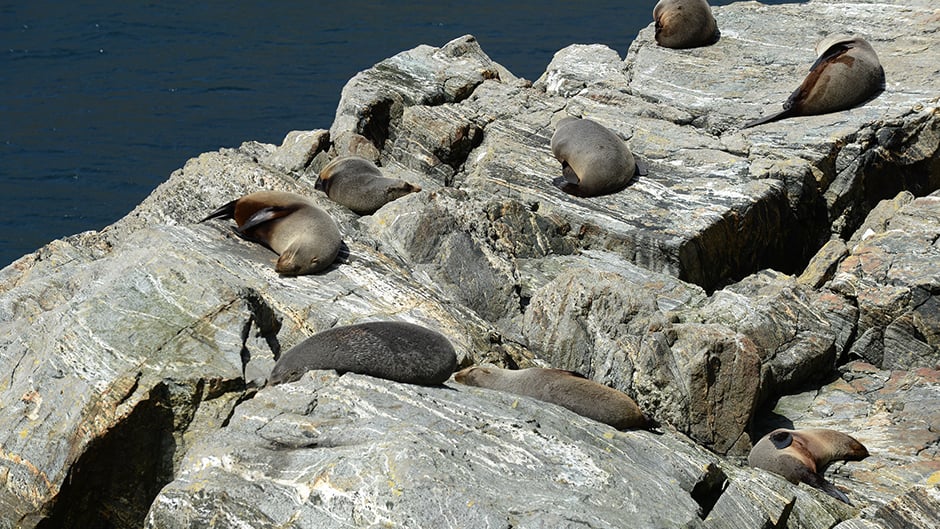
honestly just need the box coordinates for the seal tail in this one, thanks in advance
[741,108,794,129]
[200,199,238,222]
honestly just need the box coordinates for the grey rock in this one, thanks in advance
[828,190,940,369]
[1,1,939,528]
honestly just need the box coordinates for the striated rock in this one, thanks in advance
[1,1,939,528]
[827,191,940,369]
[146,372,719,528]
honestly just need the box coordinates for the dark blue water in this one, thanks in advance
[2,1,768,267]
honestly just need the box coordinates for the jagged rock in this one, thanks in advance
[1,1,939,528]
[145,372,722,529]
[827,190,940,369]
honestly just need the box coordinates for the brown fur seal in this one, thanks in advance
[316,156,421,215]
[748,428,869,504]
[743,35,885,128]
[269,321,458,386]
[201,190,341,275]
[653,0,720,49]
[550,117,646,198]
[454,366,647,430]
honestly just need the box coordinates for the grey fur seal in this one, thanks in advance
[748,428,869,504]
[743,35,885,128]
[201,190,341,275]
[653,0,720,49]
[269,321,458,386]
[550,117,646,198]
[454,366,647,430]
[316,156,421,215]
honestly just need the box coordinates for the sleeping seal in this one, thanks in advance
[454,366,647,430]
[316,156,421,215]
[748,427,869,504]
[653,0,720,49]
[550,117,645,198]
[743,35,885,128]
[201,190,341,275]
[269,321,458,386]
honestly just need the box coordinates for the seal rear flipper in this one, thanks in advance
[803,472,853,505]
[634,157,649,177]
[239,205,295,232]
[741,107,795,129]
[200,199,239,222]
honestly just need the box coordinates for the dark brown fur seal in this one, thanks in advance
[550,117,646,198]
[316,156,421,215]
[454,366,647,430]
[269,321,458,386]
[201,190,341,275]
[653,0,720,49]
[743,35,885,128]
[748,428,869,504]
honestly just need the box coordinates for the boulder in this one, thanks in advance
[1,0,939,528]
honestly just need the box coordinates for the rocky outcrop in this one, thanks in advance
[1,1,939,528]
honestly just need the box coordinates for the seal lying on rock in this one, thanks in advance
[653,0,720,49]
[316,155,422,215]
[201,190,341,275]
[748,428,869,504]
[550,117,646,198]
[269,321,458,386]
[454,366,647,430]
[743,35,885,128]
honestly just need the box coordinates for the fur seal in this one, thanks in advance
[269,321,458,386]
[743,35,885,128]
[316,156,421,215]
[748,428,869,504]
[454,366,647,430]
[653,0,720,49]
[201,190,341,275]
[550,117,646,198]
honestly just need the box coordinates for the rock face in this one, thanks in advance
[1,1,939,528]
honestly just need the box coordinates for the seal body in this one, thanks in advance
[550,117,642,198]
[316,156,421,215]
[748,428,869,504]
[653,0,720,49]
[269,321,458,386]
[201,190,341,275]
[454,366,647,430]
[743,35,885,128]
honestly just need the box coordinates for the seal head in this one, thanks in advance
[316,156,421,215]
[748,427,869,504]
[455,366,647,430]
[201,190,341,275]
[653,0,720,49]
[270,321,458,386]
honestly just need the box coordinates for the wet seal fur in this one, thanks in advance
[743,35,885,128]
[454,366,647,430]
[550,117,647,198]
[201,190,341,275]
[269,321,458,386]
[653,0,720,49]
[748,428,869,504]
[316,155,422,215]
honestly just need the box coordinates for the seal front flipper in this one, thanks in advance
[201,199,239,222]
[238,206,295,232]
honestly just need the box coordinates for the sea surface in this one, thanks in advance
[2,0,781,267]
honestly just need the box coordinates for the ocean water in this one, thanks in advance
[1,0,779,267]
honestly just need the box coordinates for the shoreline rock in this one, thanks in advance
[1,1,938,528]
